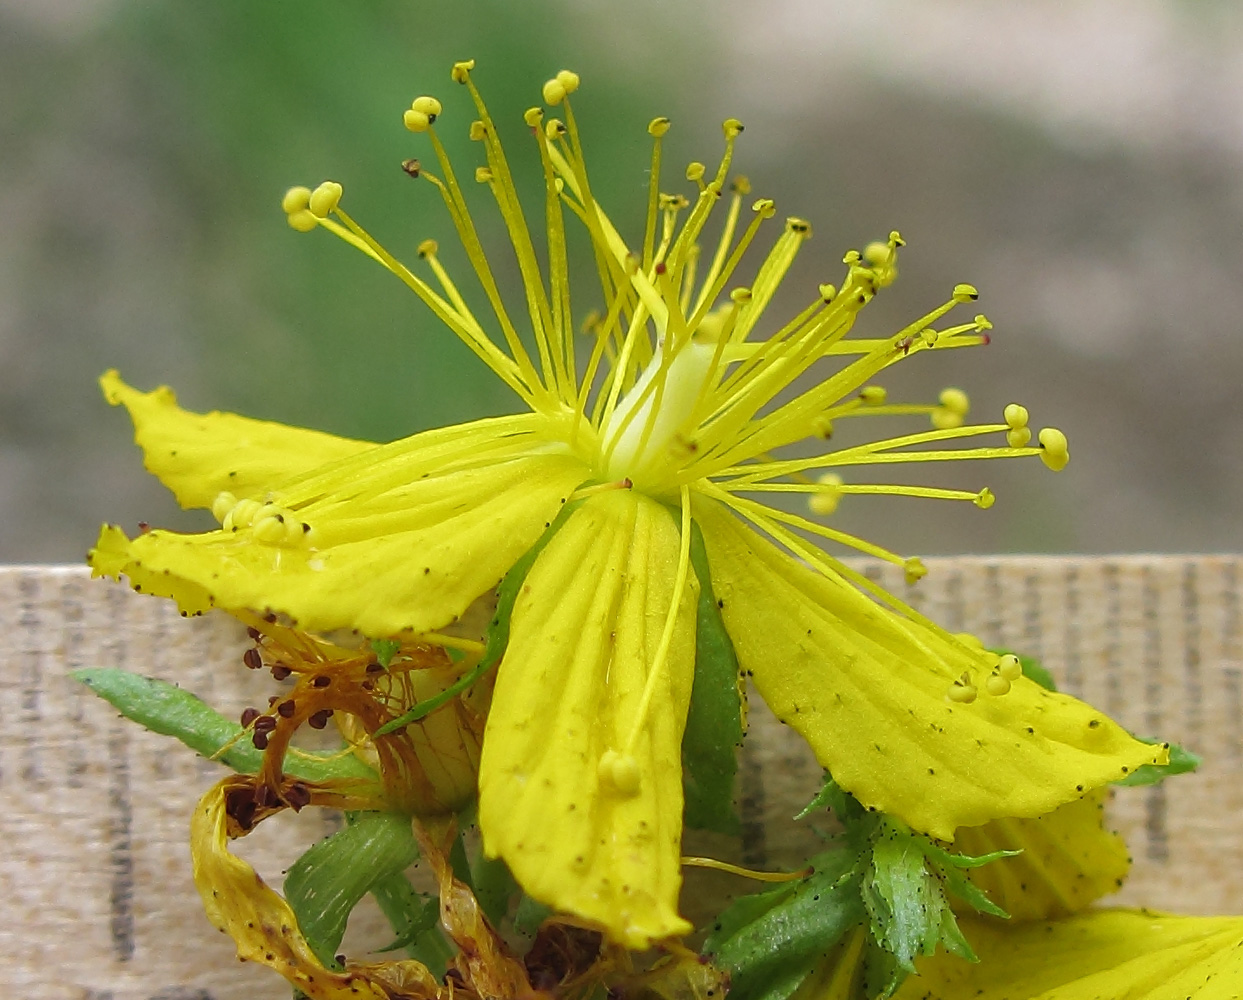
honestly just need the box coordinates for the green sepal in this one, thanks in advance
[702,849,864,1000]
[375,498,582,736]
[471,851,519,927]
[283,811,419,968]
[71,667,377,784]
[1115,737,1201,786]
[682,521,744,834]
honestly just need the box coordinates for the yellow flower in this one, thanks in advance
[91,62,1162,948]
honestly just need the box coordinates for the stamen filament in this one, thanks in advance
[622,485,692,756]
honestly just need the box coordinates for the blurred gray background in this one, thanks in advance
[2,0,1240,563]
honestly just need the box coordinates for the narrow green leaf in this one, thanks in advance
[72,667,376,783]
[682,522,744,834]
[704,849,864,1000]
[376,498,582,736]
[283,811,418,967]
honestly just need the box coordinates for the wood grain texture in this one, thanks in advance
[2,559,1239,999]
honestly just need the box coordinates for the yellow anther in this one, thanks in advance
[947,674,978,704]
[555,69,580,94]
[751,198,776,218]
[475,166,493,184]
[211,492,238,524]
[939,387,970,415]
[223,498,263,531]
[659,192,689,211]
[985,673,1012,697]
[1007,427,1032,448]
[544,119,566,140]
[904,557,928,584]
[523,107,544,128]
[648,116,671,137]
[817,283,837,303]
[952,282,980,302]
[1038,427,1070,471]
[997,653,1022,681]
[417,239,439,258]
[730,176,751,196]
[974,314,993,332]
[308,181,343,218]
[808,473,843,516]
[401,158,422,178]
[787,217,812,235]
[252,513,289,545]
[410,96,442,119]
[469,120,487,141]
[598,749,641,796]
[450,59,475,83]
[973,488,996,510]
[281,186,311,215]
[686,161,706,182]
[932,386,970,429]
[722,117,744,138]
[862,241,892,267]
[542,78,567,106]
[1003,403,1029,429]
[286,210,318,233]
[859,385,887,405]
[812,414,833,439]
[403,109,432,132]
[730,287,753,304]
[889,230,906,247]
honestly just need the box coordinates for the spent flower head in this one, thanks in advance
[91,62,1162,949]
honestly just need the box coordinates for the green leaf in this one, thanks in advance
[1114,738,1201,786]
[703,849,864,1000]
[283,811,419,967]
[72,667,376,783]
[682,521,744,834]
[471,851,518,927]
[370,873,450,977]
[370,638,401,668]
[375,498,582,736]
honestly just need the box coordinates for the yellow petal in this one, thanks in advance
[693,498,1164,841]
[477,490,698,949]
[954,789,1130,921]
[91,451,589,637]
[102,369,375,509]
[190,777,398,1000]
[894,909,1243,999]
[89,522,215,616]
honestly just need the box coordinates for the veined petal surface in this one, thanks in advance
[478,490,697,949]
[953,789,1130,921]
[102,370,376,509]
[893,909,1243,999]
[693,498,1164,840]
[92,451,590,637]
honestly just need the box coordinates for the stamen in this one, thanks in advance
[619,486,693,768]
[680,857,811,882]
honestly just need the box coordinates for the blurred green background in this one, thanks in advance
[3,0,1241,562]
